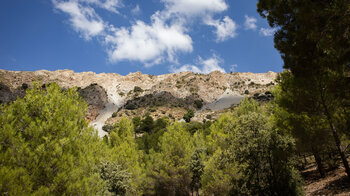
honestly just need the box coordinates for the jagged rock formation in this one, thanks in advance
[77,83,108,121]
[0,69,277,137]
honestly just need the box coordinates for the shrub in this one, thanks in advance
[125,103,137,110]
[134,86,143,93]
[103,124,115,132]
[194,100,203,109]
[22,83,28,90]
[150,107,157,112]
[183,109,195,122]
[244,90,249,94]
[206,114,212,120]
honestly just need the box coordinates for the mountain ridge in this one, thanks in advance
[0,69,278,136]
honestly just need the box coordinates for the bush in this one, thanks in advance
[206,114,212,120]
[100,161,131,195]
[194,100,203,109]
[133,86,143,93]
[183,109,195,122]
[112,112,118,118]
[265,91,272,95]
[125,103,137,110]
[22,83,28,90]
[244,90,249,94]
[103,124,115,132]
[149,107,157,112]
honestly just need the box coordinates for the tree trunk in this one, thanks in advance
[312,148,325,178]
[321,93,350,180]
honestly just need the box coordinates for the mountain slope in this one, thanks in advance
[0,69,277,136]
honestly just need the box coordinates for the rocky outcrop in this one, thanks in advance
[77,83,108,121]
[0,69,278,136]
[0,82,26,104]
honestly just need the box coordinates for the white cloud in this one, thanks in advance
[131,4,141,15]
[52,0,237,67]
[244,15,257,30]
[259,27,276,36]
[230,64,237,72]
[78,0,122,13]
[53,0,105,40]
[105,15,193,65]
[171,55,226,74]
[161,0,228,17]
[205,16,238,42]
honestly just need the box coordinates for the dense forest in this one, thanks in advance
[1,0,349,195]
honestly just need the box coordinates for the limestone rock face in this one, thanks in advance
[77,83,108,121]
[0,69,277,137]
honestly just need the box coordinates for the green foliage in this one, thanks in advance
[206,114,212,120]
[140,115,154,133]
[100,161,131,195]
[136,117,169,153]
[107,118,144,195]
[201,149,238,196]
[132,116,142,134]
[237,97,261,113]
[183,109,195,122]
[103,124,116,133]
[0,82,105,195]
[125,103,137,110]
[0,80,312,195]
[258,0,350,177]
[119,92,125,97]
[146,123,194,195]
[112,112,118,118]
[230,112,303,195]
[133,86,143,93]
[202,99,303,196]
[194,99,203,109]
[190,149,205,194]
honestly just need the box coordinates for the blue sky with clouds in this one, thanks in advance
[0,0,282,75]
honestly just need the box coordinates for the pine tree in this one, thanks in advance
[0,83,105,195]
[147,122,194,195]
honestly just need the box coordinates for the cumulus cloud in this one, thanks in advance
[259,27,276,36]
[53,0,237,66]
[53,0,105,40]
[160,0,237,43]
[205,16,238,42]
[77,0,122,13]
[161,0,228,17]
[244,15,257,30]
[171,55,226,74]
[105,15,193,65]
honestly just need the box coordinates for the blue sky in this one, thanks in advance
[0,0,282,75]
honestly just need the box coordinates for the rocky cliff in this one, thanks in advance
[0,69,277,137]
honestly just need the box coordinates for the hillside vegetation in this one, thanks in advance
[1,0,350,195]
